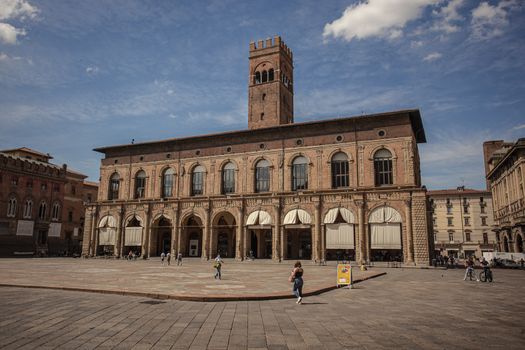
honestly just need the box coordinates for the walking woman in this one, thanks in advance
[289,261,304,304]
[214,254,224,280]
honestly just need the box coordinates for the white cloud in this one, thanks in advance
[0,0,38,20]
[411,40,424,48]
[0,51,23,60]
[0,22,25,44]
[513,124,525,130]
[323,0,440,42]
[0,0,38,44]
[432,0,465,33]
[423,52,443,61]
[471,0,520,40]
[85,66,99,75]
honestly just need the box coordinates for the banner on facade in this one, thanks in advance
[99,228,116,245]
[48,223,62,237]
[326,224,354,249]
[74,227,79,237]
[336,263,352,286]
[16,220,34,236]
[124,227,143,246]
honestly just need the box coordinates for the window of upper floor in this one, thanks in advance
[162,168,175,198]
[134,170,146,199]
[292,156,308,191]
[7,197,17,217]
[191,165,205,196]
[331,152,349,189]
[373,149,393,186]
[108,173,120,200]
[255,159,270,193]
[222,162,236,195]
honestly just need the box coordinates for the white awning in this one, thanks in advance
[125,227,143,246]
[370,223,401,249]
[324,208,355,224]
[246,210,272,225]
[283,209,311,225]
[98,228,116,245]
[368,206,402,223]
[99,215,117,228]
[126,215,144,227]
[326,223,354,249]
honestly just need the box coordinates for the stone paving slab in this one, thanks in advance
[0,258,382,301]
[0,268,524,349]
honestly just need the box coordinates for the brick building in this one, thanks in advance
[483,138,525,253]
[428,187,495,259]
[0,148,98,256]
[83,36,432,265]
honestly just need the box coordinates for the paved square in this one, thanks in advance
[0,265,524,349]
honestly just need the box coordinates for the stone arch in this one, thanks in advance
[323,207,357,261]
[516,233,523,253]
[368,145,397,160]
[253,61,274,75]
[218,158,239,171]
[211,211,237,258]
[282,208,313,260]
[368,205,403,262]
[326,148,354,163]
[287,153,311,167]
[180,212,204,258]
[250,156,274,170]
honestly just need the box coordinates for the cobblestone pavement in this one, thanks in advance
[0,267,524,349]
[0,258,379,299]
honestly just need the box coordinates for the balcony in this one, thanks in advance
[496,198,525,221]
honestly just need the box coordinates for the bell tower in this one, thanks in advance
[248,36,294,130]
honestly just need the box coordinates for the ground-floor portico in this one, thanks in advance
[83,190,432,265]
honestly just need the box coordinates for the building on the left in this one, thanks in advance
[0,148,98,257]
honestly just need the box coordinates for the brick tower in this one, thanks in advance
[248,36,294,130]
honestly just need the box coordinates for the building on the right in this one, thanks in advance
[428,187,495,259]
[483,138,525,253]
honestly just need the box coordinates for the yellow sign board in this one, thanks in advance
[337,264,352,286]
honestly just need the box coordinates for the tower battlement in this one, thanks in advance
[249,36,293,60]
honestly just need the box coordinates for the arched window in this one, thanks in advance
[162,168,175,198]
[254,71,261,84]
[268,69,274,81]
[292,156,308,191]
[191,165,205,196]
[374,149,393,186]
[38,201,47,220]
[134,170,146,199]
[108,173,120,200]
[7,197,17,217]
[23,199,33,219]
[262,70,268,83]
[51,202,60,221]
[331,152,349,188]
[222,162,236,194]
[255,159,270,193]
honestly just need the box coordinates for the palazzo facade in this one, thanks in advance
[83,36,432,265]
[484,138,525,253]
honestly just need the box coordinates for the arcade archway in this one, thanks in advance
[151,215,172,256]
[283,209,312,260]
[246,210,273,259]
[211,212,236,258]
[368,206,403,262]
[181,215,203,257]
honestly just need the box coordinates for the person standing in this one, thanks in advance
[160,252,166,266]
[177,252,183,266]
[463,257,478,281]
[166,252,171,266]
[289,261,304,304]
[214,254,223,279]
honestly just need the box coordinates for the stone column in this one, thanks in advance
[92,210,99,256]
[280,225,286,260]
[202,203,210,260]
[321,225,326,262]
[115,208,123,258]
[405,199,415,264]
[272,204,281,261]
[314,201,322,262]
[172,205,180,256]
[143,205,151,258]
[236,206,244,261]
[82,208,93,256]
[357,201,366,263]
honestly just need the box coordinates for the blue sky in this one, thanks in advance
[0,0,524,189]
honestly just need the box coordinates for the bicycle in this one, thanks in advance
[479,268,493,282]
